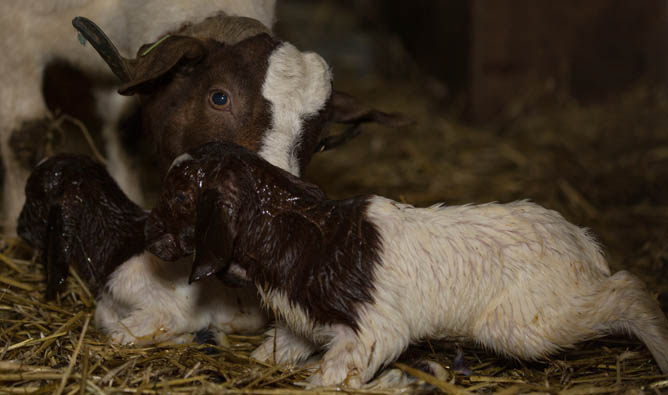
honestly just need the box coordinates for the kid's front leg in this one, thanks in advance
[251,323,318,365]
[308,324,408,388]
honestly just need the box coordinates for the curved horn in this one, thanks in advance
[176,13,272,45]
[72,16,133,82]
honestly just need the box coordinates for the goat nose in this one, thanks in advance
[146,233,179,261]
[144,213,165,242]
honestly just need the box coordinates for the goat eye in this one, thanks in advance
[210,90,230,107]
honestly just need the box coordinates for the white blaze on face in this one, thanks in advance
[167,152,193,174]
[259,43,332,176]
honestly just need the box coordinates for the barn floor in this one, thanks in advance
[1,2,668,393]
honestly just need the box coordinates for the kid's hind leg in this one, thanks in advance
[593,271,668,373]
[474,270,668,374]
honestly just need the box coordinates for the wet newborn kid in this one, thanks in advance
[146,141,668,388]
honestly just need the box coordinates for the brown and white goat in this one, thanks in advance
[146,141,668,387]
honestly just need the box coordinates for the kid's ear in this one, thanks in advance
[189,189,236,283]
[118,36,207,96]
[44,205,71,300]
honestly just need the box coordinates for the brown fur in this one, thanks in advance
[17,154,147,297]
[146,141,383,329]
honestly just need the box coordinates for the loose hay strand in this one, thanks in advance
[0,275,34,291]
[394,362,472,394]
[0,252,25,274]
[54,313,90,395]
[79,345,89,395]
[68,266,93,306]
[33,311,85,354]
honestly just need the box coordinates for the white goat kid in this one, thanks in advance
[279,198,668,386]
[144,141,668,386]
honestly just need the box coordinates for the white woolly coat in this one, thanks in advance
[252,197,668,386]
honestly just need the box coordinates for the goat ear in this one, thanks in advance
[317,91,413,152]
[118,36,207,96]
[189,189,235,283]
[44,205,71,300]
[329,91,412,127]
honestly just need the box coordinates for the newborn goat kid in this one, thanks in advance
[147,141,668,387]
[18,154,265,343]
